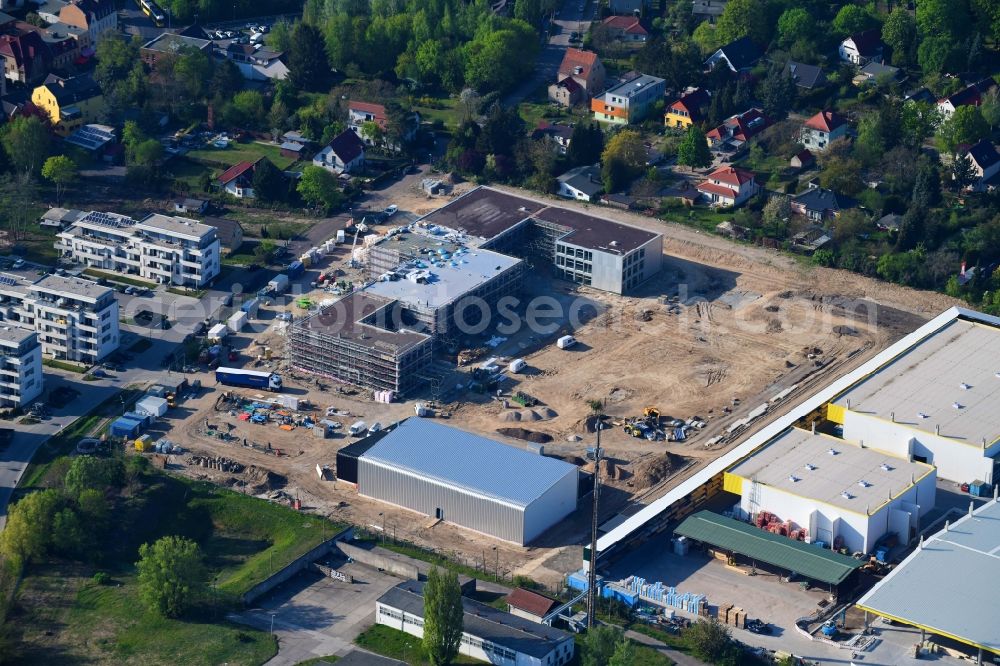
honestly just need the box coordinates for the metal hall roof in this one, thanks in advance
[360,418,577,508]
[857,499,1000,655]
[674,511,863,585]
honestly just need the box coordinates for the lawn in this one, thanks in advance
[355,624,483,665]
[661,205,736,234]
[188,141,297,170]
[82,269,158,289]
[165,157,214,190]
[15,225,60,265]
[10,563,276,666]
[411,96,464,130]
[42,358,87,373]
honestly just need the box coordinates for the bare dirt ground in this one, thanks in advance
[155,182,958,588]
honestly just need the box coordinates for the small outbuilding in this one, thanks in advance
[135,395,168,418]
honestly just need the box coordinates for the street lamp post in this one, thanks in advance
[269,612,276,635]
[492,546,499,582]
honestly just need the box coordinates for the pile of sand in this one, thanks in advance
[496,427,553,443]
[632,453,688,489]
[499,408,558,422]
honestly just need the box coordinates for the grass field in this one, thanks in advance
[188,141,297,170]
[412,96,464,130]
[11,563,276,666]
[355,625,483,665]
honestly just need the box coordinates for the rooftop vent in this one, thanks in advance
[917,412,929,419]
[841,491,853,500]
[960,382,971,390]
[788,475,799,483]
[880,463,893,472]
[827,448,838,456]
[858,480,871,488]
[804,463,816,471]
[574,65,583,75]
[953,402,963,409]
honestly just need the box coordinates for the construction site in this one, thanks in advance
[137,182,960,594]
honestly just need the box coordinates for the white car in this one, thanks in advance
[12,259,25,269]
[384,204,398,217]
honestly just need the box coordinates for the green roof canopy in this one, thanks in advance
[674,511,863,585]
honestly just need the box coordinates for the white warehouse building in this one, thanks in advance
[356,419,578,545]
[725,427,936,553]
[827,315,1000,485]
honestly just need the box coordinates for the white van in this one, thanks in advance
[349,421,367,436]
[250,31,264,44]
[557,335,577,349]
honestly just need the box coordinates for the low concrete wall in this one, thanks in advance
[241,527,351,605]
[337,540,420,580]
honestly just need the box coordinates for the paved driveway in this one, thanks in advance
[232,561,402,665]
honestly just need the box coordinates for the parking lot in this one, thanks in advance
[232,560,401,665]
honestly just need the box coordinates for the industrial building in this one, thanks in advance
[724,427,936,553]
[416,187,663,294]
[376,580,576,665]
[288,292,433,394]
[56,211,222,288]
[0,272,119,364]
[0,326,42,408]
[827,315,1000,484]
[338,419,578,545]
[588,307,999,572]
[857,498,1000,662]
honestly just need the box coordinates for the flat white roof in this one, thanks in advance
[857,499,1000,655]
[32,274,112,301]
[832,318,1000,445]
[138,214,216,240]
[0,325,35,346]
[364,245,520,311]
[727,428,931,514]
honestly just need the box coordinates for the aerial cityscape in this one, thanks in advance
[0,0,998,664]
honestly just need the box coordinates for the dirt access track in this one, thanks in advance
[161,183,957,588]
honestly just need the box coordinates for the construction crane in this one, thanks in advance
[348,225,362,268]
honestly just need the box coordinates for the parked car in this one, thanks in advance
[384,204,398,217]
[12,259,25,269]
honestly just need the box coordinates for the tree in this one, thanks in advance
[600,130,646,192]
[583,625,623,666]
[2,116,51,178]
[776,8,812,47]
[228,90,267,129]
[912,161,942,209]
[918,35,957,76]
[514,0,543,29]
[936,106,989,154]
[971,0,1000,43]
[567,123,604,167]
[832,5,876,37]
[41,155,77,205]
[297,166,342,212]
[687,619,741,665]
[602,157,630,195]
[64,455,124,498]
[819,155,863,196]
[132,139,164,167]
[758,64,797,119]
[608,635,636,666]
[952,153,977,190]
[916,0,968,41]
[762,195,791,238]
[980,88,1000,131]
[94,35,145,109]
[253,158,286,202]
[172,47,212,100]
[361,119,384,146]
[901,101,941,148]
[136,536,205,618]
[676,126,711,171]
[882,7,916,66]
[0,489,62,564]
[267,19,294,52]
[422,567,463,666]
[288,23,331,92]
[211,59,244,101]
[715,0,770,45]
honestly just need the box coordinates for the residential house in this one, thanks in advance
[14,21,80,70]
[838,29,883,65]
[506,588,560,625]
[0,326,43,409]
[140,32,212,69]
[548,76,583,107]
[937,79,997,119]
[962,139,1000,192]
[784,61,825,89]
[904,87,935,104]
[600,15,649,42]
[800,110,848,152]
[279,140,307,160]
[791,185,855,221]
[789,149,814,170]
[591,73,665,125]
[691,0,726,22]
[313,129,366,174]
[56,211,222,288]
[222,42,288,81]
[31,72,103,136]
[704,36,761,73]
[200,216,244,253]
[696,165,758,207]
[531,120,573,154]
[57,0,116,48]
[64,123,116,155]
[346,100,419,149]
[876,213,902,232]
[857,61,902,85]
[40,207,85,229]
[791,225,832,253]
[557,164,603,201]
[218,160,259,199]
[173,198,208,214]
[0,30,51,85]
[554,48,605,98]
[664,87,709,129]
[705,107,768,153]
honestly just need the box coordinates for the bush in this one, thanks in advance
[93,572,111,585]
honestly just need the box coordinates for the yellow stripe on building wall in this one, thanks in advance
[826,403,845,425]
[722,472,743,495]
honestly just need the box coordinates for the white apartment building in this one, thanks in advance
[56,211,221,288]
[0,273,119,365]
[0,325,43,409]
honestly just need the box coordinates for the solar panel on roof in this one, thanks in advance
[0,275,18,287]
[82,211,136,228]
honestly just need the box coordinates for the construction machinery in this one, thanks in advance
[512,391,538,407]
[623,422,645,438]
[643,406,661,422]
